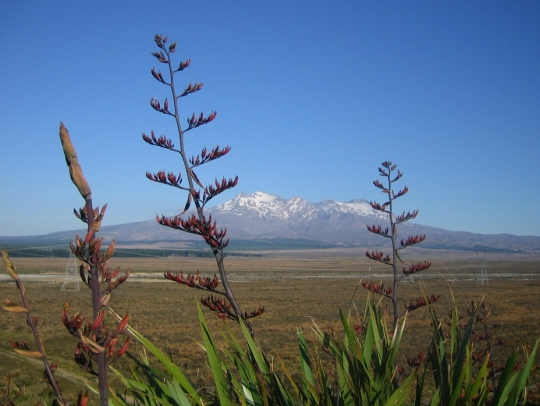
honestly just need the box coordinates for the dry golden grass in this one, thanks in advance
[1,248,539,404]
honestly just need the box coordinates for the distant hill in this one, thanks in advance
[1,191,539,253]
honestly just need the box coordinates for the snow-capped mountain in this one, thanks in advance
[216,192,324,222]
[204,191,392,242]
[216,191,385,221]
[4,191,540,252]
[204,192,540,250]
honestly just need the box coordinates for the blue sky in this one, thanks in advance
[1,1,539,237]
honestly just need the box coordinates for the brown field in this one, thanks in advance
[1,248,540,404]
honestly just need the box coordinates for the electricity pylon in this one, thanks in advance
[476,250,488,285]
[61,251,80,291]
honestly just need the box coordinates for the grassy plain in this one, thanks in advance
[1,248,540,404]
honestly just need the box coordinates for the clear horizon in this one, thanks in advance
[1,2,539,237]
[1,190,539,239]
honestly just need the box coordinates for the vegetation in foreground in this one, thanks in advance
[2,255,540,404]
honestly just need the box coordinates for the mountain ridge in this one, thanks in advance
[1,191,539,252]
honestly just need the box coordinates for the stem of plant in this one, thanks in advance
[386,171,400,331]
[163,42,249,335]
[85,197,108,406]
[365,162,432,332]
[15,278,65,404]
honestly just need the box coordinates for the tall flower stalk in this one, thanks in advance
[59,123,130,406]
[365,161,435,330]
[143,35,263,335]
[1,251,65,405]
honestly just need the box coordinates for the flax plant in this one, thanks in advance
[365,161,435,330]
[421,299,539,405]
[1,251,65,405]
[142,35,263,335]
[59,123,130,406]
[112,300,416,405]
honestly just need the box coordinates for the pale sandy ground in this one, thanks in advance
[2,248,538,284]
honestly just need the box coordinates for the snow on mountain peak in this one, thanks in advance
[252,191,278,201]
[219,191,280,210]
[215,192,384,222]
[316,198,381,216]
[216,192,319,221]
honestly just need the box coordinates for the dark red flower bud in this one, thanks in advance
[77,391,89,406]
[177,59,191,71]
[117,337,130,356]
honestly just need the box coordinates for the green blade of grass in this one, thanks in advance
[497,338,539,405]
[463,354,489,403]
[383,366,416,406]
[238,318,296,405]
[220,326,262,405]
[198,305,232,406]
[491,348,519,405]
[297,329,320,404]
[451,304,476,392]
[110,308,202,404]
[167,379,196,406]
[510,339,539,402]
